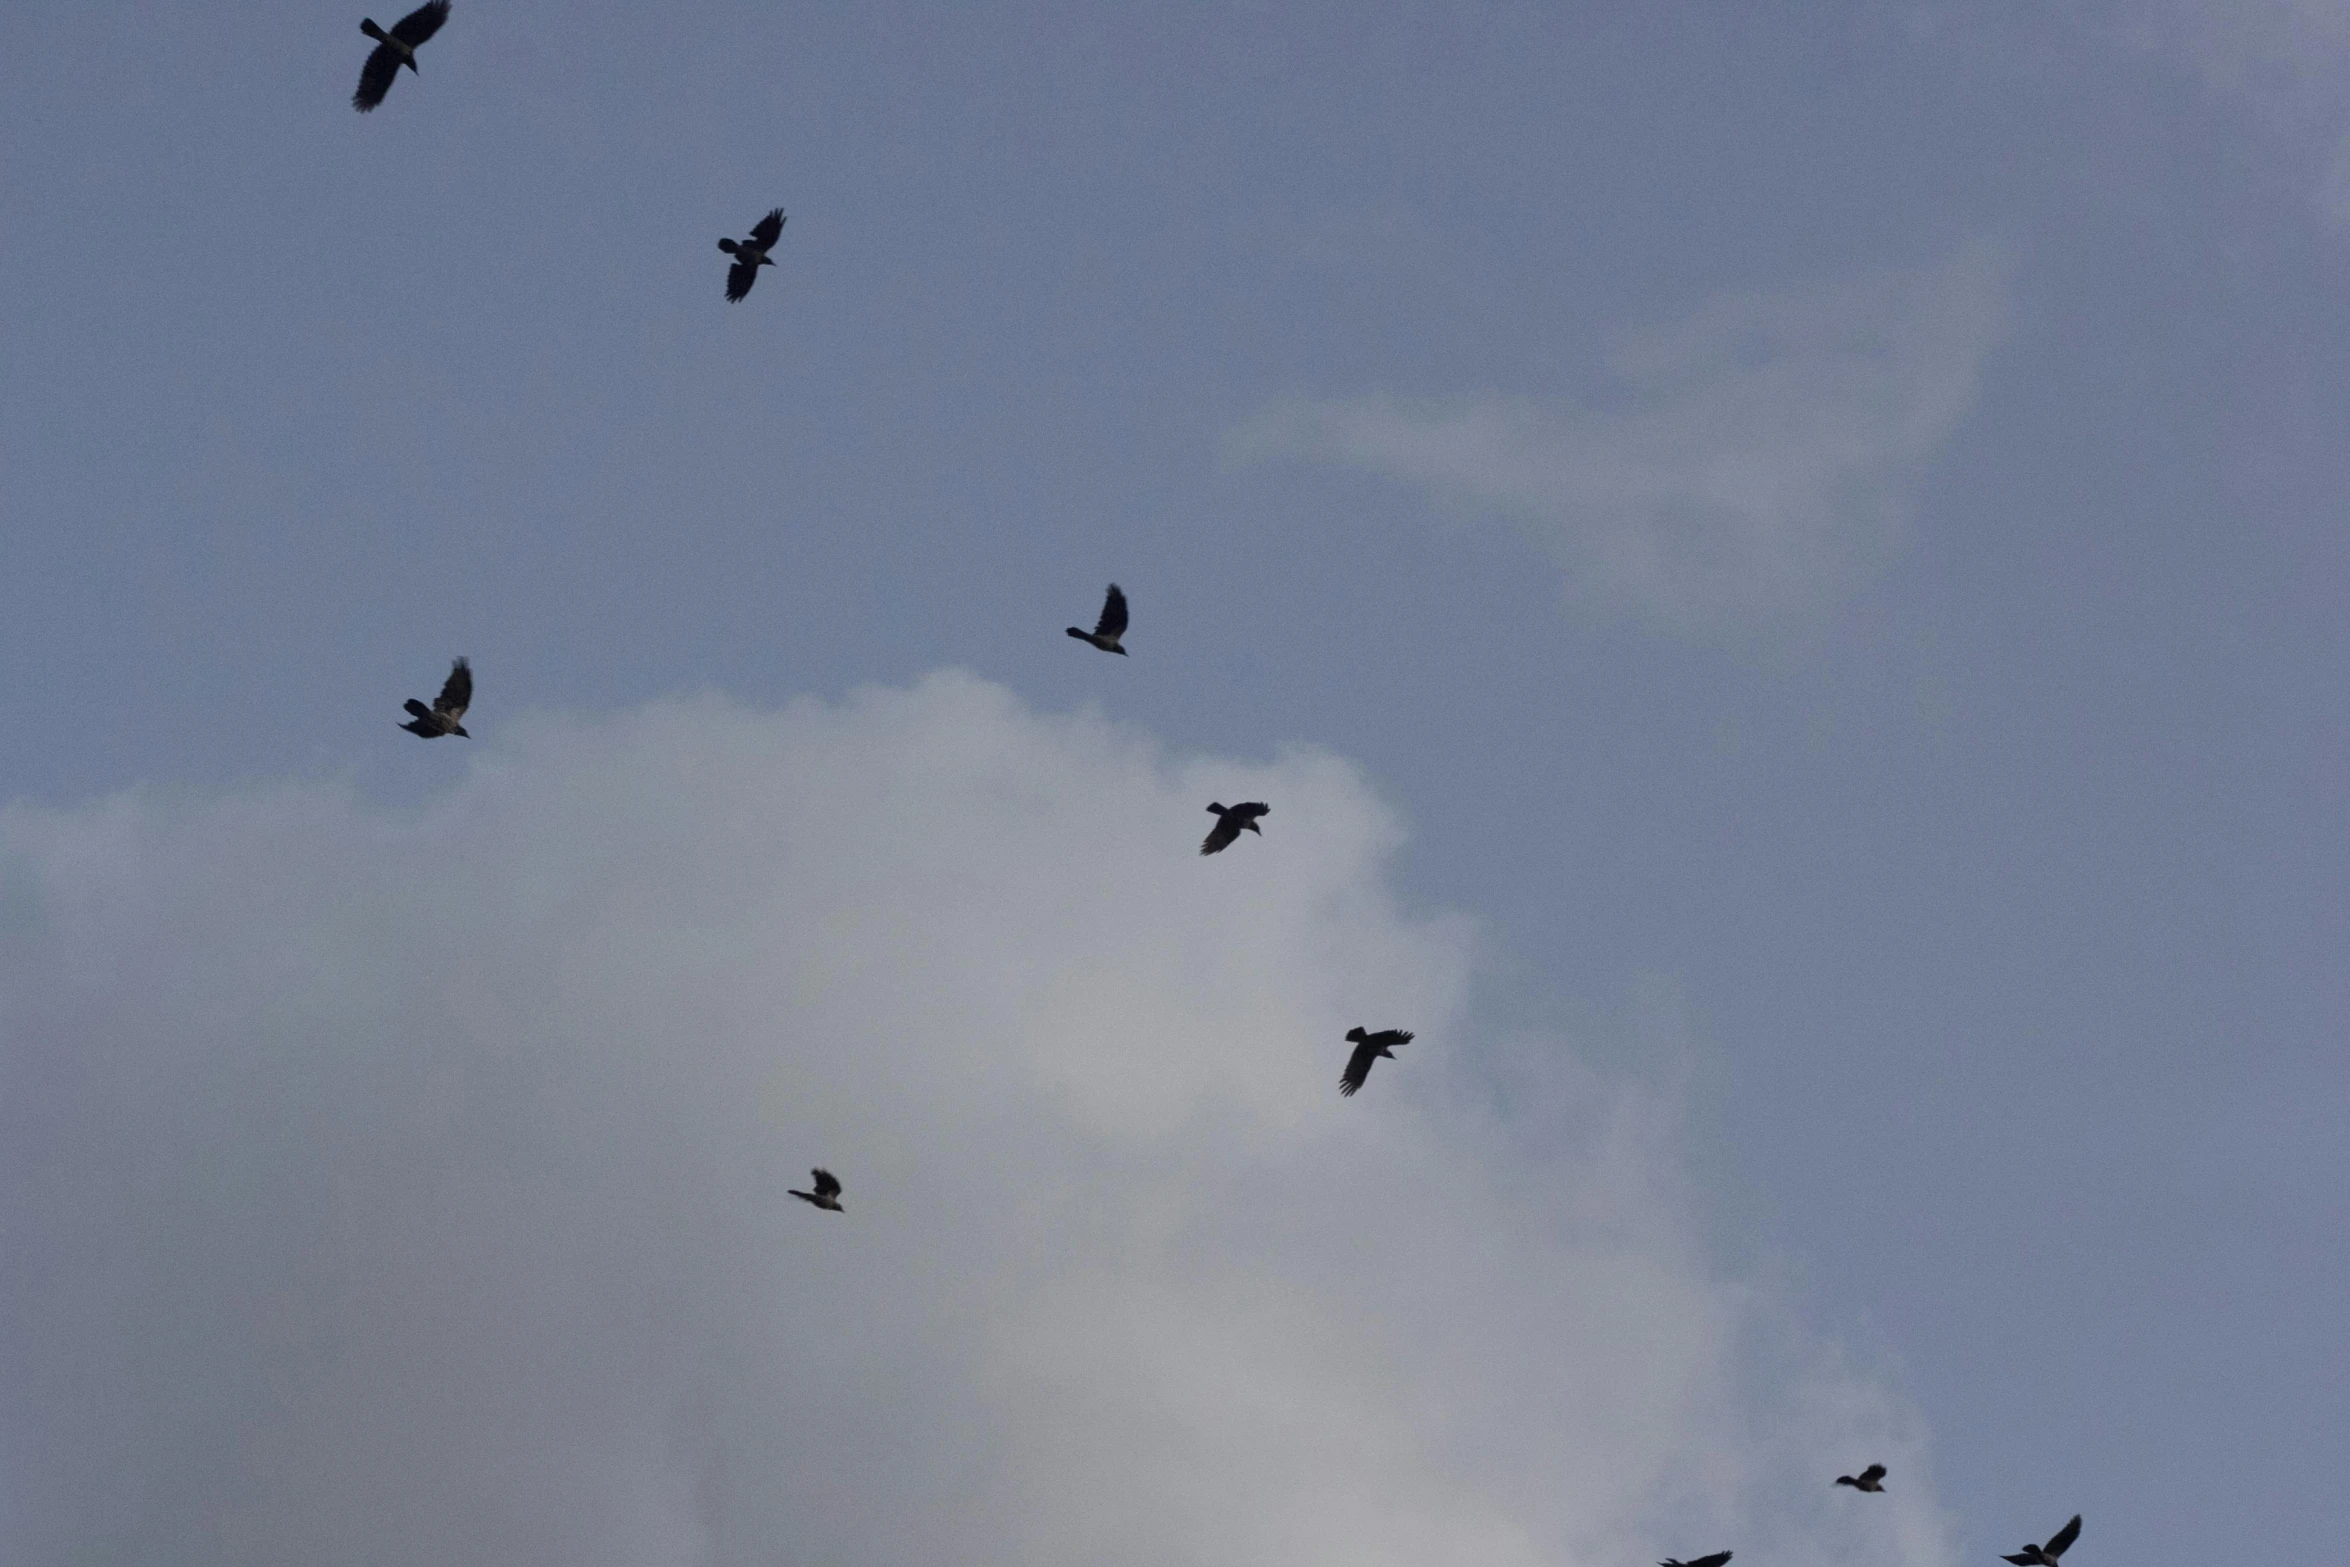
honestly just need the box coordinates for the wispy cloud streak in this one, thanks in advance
[1234,243,2011,631]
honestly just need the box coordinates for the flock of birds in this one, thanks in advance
[1654,1521,2082,1567]
[352,6,2086,1563]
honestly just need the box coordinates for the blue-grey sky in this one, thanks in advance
[2,4,2344,1565]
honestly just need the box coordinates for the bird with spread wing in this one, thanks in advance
[398,658,472,739]
[1339,1027,1412,1097]
[352,1,450,112]
[788,1169,843,1212]
[1836,1463,1887,1492]
[1065,583,1129,654]
[2002,1515,2081,1566]
[719,209,786,302]
[1658,1554,1730,1567]
[1200,801,1268,856]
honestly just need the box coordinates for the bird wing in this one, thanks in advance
[403,698,433,721]
[2043,1517,2080,1559]
[435,658,472,719]
[1094,583,1128,640]
[1339,1040,1378,1095]
[391,0,451,47]
[1367,1029,1413,1048]
[1228,801,1269,823]
[2002,1554,2035,1564]
[1689,1555,1732,1567]
[1200,814,1241,855]
[1859,1464,1886,1485]
[812,1168,841,1198]
[749,208,785,249]
[353,45,402,110]
[726,258,760,302]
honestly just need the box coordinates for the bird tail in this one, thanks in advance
[360,17,389,41]
[1206,802,1225,815]
[717,237,739,254]
[1346,1027,1367,1042]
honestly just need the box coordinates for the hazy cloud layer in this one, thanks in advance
[2096,0,2350,228]
[1233,244,2011,631]
[0,674,1950,1567]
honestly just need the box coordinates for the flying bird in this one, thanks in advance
[352,1,450,112]
[718,208,786,302]
[1200,801,1268,856]
[1836,1464,1887,1492]
[2002,1516,2081,1566]
[788,1169,843,1212]
[1339,1027,1413,1097]
[1658,1554,1731,1567]
[1065,583,1129,654]
[398,657,471,738]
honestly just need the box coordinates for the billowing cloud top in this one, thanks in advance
[0,673,1950,1567]
[1232,242,2012,633]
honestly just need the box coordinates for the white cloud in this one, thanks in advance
[1231,243,2011,632]
[0,673,1953,1567]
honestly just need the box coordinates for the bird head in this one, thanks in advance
[452,724,470,738]
[1244,818,1261,833]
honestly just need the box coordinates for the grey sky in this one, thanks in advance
[1,4,2344,1565]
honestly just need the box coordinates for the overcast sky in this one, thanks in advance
[1,4,2343,1565]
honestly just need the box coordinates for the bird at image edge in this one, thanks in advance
[2003,1516,2081,1566]
[352,1,450,112]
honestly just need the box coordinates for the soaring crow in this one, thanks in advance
[1658,1555,1731,1567]
[1339,1027,1412,1097]
[788,1169,843,1212]
[353,1,450,112]
[1836,1464,1887,1492]
[398,658,471,738]
[1200,801,1268,856]
[719,209,786,302]
[1066,583,1129,654]
[2002,1516,2081,1566]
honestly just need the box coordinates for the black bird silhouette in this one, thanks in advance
[1066,583,1129,654]
[1200,801,1268,856]
[398,658,471,738]
[1659,1554,1731,1567]
[2002,1516,2081,1566]
[788,1169,843,1212]
[718,209,786,302]
[352,1,450,112]
[1836,1463,1887,1492]
[1339,1027,1412,1097]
